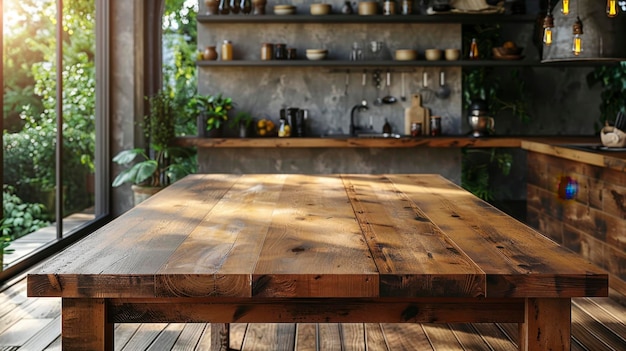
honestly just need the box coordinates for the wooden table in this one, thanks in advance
[27,174,608,351]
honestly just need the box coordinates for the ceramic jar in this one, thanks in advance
[203,46,218,60]
[252,0,266,14]
[204,0,219,15]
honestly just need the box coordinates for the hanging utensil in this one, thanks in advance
[373,70,383,106]
[382,70,397,104]
[344,70,350,96]
[360,70,368,106]
[435,70,451,99]
[401,72,406,102]
[419,70,434,103]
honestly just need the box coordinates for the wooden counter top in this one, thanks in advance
[521,140,626,173]
[174,136,598,149]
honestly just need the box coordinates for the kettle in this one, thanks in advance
[468,99,495,137]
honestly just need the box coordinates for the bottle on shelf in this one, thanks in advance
[219,0,231,14]
[221,40,233,61]
[341,1,354,14]
[240,0,252,14]
[401,0,412,15]
[383,0,397,15]
[469,38,479,60]
[230,0,240,14]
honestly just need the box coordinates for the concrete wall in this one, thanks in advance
[198,148,462,184]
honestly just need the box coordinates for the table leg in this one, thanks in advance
[519,298,570,351]
[62,298,113,351]
[211,323,230,350]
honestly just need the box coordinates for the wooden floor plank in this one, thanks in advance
[317,324,341,351]
[242,323,295,351]
[171,323,206,351]
[574,299,626,340]
[146,323,184,351]
[471,323,516,351]
[363,324,388,351]
[340,323,365,351]
[230,324,248,350]
[118,323,168,351]
[382,323,433,351]
[571,306,624,350]
[192,324,211,351]
[1,298,58,337]
[495,323,518,346]
[448,324,491,350]
[422,324,464,351]
[0,318,52,348]
[572,299,626,349]
[43,336,60,351]
[114,323,141,351]
[18,316,60,351]
[294,324,317,351]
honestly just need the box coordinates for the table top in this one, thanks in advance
[27,174,608,300]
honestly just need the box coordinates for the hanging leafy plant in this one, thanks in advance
[588,61,626,129]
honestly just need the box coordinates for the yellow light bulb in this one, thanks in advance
[562,0,569,15]
[543,27,553,46]
[572,34,582,56]
[607,0,618,17]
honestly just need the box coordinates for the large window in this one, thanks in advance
[1,0,109,279]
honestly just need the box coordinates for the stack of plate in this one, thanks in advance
[306,49,328,60]
[274,4,296,15]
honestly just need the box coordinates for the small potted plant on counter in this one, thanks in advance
[230,111,254,138]
[190,94,234,137]
[113,91,194,205]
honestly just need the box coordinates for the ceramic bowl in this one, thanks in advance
[274,5,296,15]
[444,48,460,61]
[424,49,442,61]
[358,1,378,15]
[310,3,332,15]
[306,49,328,60]
[395,49,417,61]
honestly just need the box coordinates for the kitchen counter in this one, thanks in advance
[175,136,600,149]
[521,139,626,173]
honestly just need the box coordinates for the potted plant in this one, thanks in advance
[113,91,194,205]
[588,61,626,130]
[190,94,234,137]
[230,111,254,138]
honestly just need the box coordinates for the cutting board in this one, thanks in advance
[404,94,430,136]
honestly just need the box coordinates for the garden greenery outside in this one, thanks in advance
[2,0,199,265]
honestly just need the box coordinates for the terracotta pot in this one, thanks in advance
[131,185,163,206]
[203,46,218,61]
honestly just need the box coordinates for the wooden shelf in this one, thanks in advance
[197,14,538,24]
[196,59,544,68]
[174,136,599,149]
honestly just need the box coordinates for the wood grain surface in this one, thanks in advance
[28,174,607,300]
[25,174,611,351]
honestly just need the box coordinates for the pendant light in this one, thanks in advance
[606,0,618,17]
[543,1,554,46]
[572,16,583,55]
[561,0,569,15]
